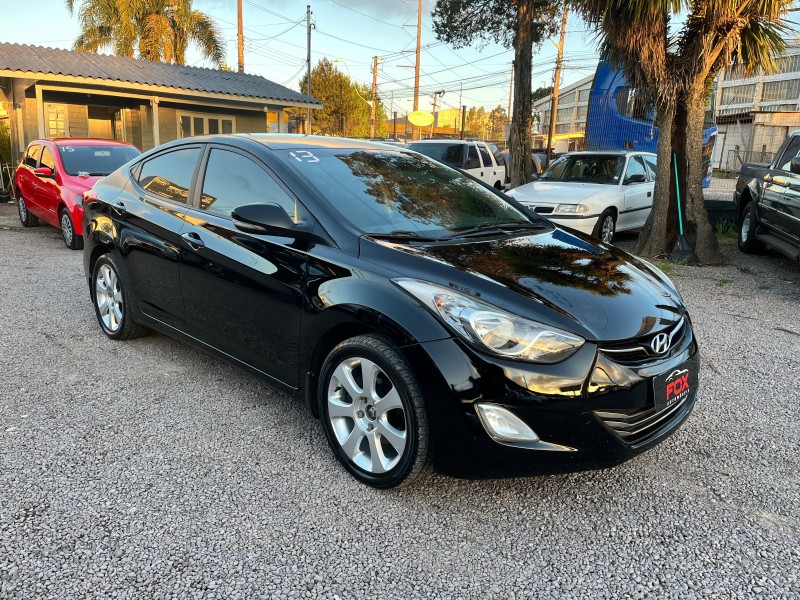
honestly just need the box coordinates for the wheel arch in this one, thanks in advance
[738,187,754,224]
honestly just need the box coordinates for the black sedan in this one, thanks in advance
[83,135,698,488]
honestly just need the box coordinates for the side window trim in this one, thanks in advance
[775,135,800,173]
[132,144,204,207]
[194,143,302,221]
[25,144,42,168]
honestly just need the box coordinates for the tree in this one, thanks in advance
[66,0,223,66]
[465,106,487,138]
[570,0,794,263]
[488,105,508,140]
[532,85,553,102]
[433,0,561,187]
[299,59,389,137]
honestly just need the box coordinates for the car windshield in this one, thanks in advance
[279,148,537,238]
[57,144,141,176]
[405,142,463,169]
[539,154,624,184]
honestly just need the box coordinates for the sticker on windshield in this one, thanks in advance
[289,150,319,163]
[94,150,111,157]
[62,147,75,153]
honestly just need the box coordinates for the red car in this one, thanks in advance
[15,139,141,249]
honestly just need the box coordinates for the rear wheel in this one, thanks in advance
[738,201,764,254]
[318,335,430,488]
[60,208,83,250]
[592,209,616,244]
[92,254,147,340]
[17,193,39,227]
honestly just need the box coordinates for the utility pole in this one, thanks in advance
[393,112,398,139]
[413,0,422,140]
[460,105,466,140]
[546,4,568,162]
[507,61,514,124]
[306,5,312,134]
[430,93,438,138]
[237,0,244,73]
[370,56,379,139]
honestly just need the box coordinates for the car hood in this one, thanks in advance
[507,181,617,205]
[361,228,683,342]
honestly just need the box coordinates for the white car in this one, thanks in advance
[406,140,506,189]
[506,150,657,244]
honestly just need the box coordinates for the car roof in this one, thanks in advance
[407,139,468,144]
[234,134,406,151]
[562,150,656,157]
[33,138,137,148]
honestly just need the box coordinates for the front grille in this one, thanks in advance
[600,317,687,366]
[593,392,691,447]
[533,206,554,214]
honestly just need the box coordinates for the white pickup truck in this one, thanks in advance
[406,140,506,189]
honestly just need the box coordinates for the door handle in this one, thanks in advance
[181,231,205,249]
[647,191,652,197]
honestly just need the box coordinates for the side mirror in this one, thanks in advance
[790,158,800,175]
[34,167,54,178]
[624,173,646,184]
[529,173,540,181]
[232,203,303,237]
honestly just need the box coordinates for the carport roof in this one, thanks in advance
[0,42,321,106]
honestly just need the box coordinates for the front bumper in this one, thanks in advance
[404,318,698,477]
[545,214,598,235]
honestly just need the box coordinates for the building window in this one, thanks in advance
[555,123,572,134]
[266,110,280,133]
[560,91,576,105]
[556,107,572,122]
[575,121,586,132]
[46,104,68,137]
[578,88,591,102]
[720,84,757,105]
[762,79,800,103]
[576,105,588,120]
[178,112,235,138]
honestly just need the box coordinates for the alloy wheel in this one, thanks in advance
[740,212,751,240]
[61,212,74,246]
[18,196,27,222]
[601,215,615,244]
[95,264,123,333]
[326,356,408,474]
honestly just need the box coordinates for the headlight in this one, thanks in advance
[394,279,584,363]
[75,194,83,206]
[555,204,589,214]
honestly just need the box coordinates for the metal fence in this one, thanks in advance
[722,149,774,174]
[0,163,14,198]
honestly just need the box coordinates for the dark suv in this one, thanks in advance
[83,135,699,488]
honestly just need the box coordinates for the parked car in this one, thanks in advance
[736,130,800,260]
[506,150,657,244]
[406,139,506,189]
[83,135,698,488]
[15,138,141,249]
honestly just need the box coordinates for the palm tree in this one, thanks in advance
[66,0,224,67]
[570,0,795,263]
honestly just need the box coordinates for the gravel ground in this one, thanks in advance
[1,220,798,599]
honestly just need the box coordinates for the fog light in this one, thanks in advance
[475,403,539,443]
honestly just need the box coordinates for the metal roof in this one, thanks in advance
[0,43,321,106]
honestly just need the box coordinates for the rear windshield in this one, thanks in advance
[278,148,534,238]
[57,144,141,176]
[406,143,464,169]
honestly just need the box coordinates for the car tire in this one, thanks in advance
[738,200,764,254]
[592,209,616,244]
[17,193,39,227]
[60,208,83,250]
[92,254,147,341]
[318,335,430,488]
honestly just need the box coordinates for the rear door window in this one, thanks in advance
[136,147,202,204]
[24,144,41,168]
[642,155,657,180]
[465,144,480,169]
[477,144,492,168]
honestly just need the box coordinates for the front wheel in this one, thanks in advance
[738,201,764,254]
[318,335,430,488]
[92,254,147,340]
[60,208,83,250]
[592,209,616,244]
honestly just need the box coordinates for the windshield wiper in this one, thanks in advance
[366,230,434,242]
[438,221,548,241]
